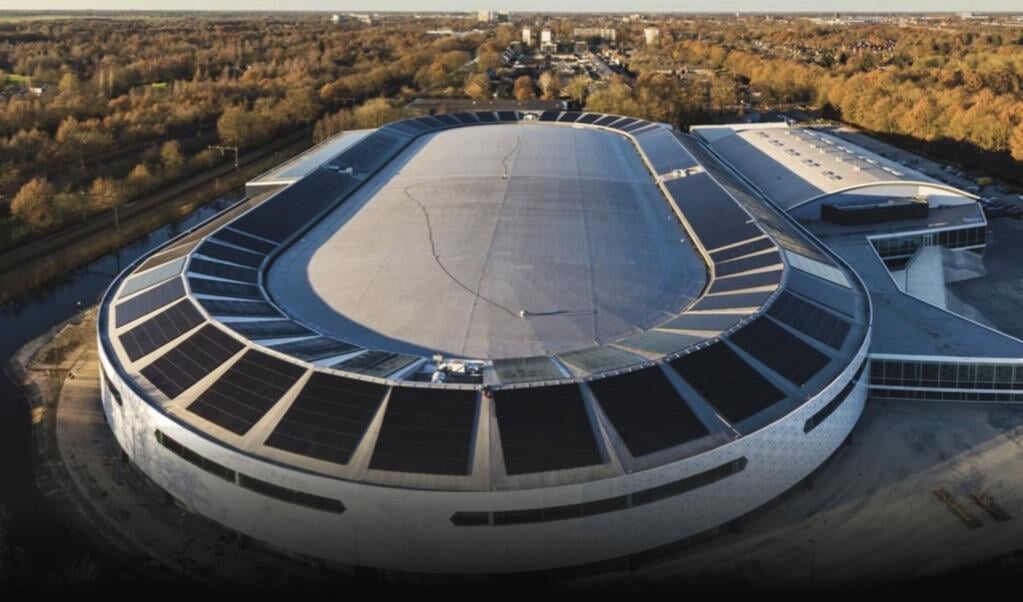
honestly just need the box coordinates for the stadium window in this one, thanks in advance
[451,458,747,527]
[102,368,123,406]
[155,430,235,482]
[804,361,866,434]
[237,475,345,514]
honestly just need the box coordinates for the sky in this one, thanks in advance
[1,1,1021,13]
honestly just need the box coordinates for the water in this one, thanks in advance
[0,194,238,565]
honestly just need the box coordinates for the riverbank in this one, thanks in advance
[0,129,310,305]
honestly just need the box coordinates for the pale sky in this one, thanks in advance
[0,1,1021,13]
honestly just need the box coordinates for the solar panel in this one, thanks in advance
[187,277,264,301]
[768,291,851,350]
[196,240,264,268]
[538,110,561,122]
[714,251,782,277]
[621,120,651,133]
[450,112,478,124]
[268,336,361,361]
[492,356,563,384]
[493,384,603,475]
[618,330,705,356]
[690,291,772,311]
[496,111,519,121]
[369,387,478,475]
[669,342,785,424]
[609,117,638,131]
[575,113,600,124]
[187,349,306,435]
[589,367,709,457]
[119,298,204,361]
[592,114,620,127]
[414,116,444,129]
[225,320,314,339]
[198,298,281,318]
[665,174,762,251]
[785,269,856,317]
[211,229,277,254]
[115,277,186,327]
[333,351,419,378]
[709,269,782,294]
[231,170,362,242]
[659,312,743,333]
[141,324,244,399]
[709,237,776,263]
[120,256,186,297]
[134,242,196,274]
[432,113,460,126]
[475,111,498,123]
[188,257,259,284]
[729,317,830,386]
[265,371,388,465]
[557,111,582,122]
[634,129,698,175]
[557,346,644,375]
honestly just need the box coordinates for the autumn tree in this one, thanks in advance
[11,177,58,229]
[538,71,560,100]
[464,73,492,100]
[1011,122,1023,162]
[513,75,536,101]
[160,140,185,174]
[566,74,591,105]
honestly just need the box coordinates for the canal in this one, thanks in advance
[0,194,239,574]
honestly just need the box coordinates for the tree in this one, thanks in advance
[513,75,536,101]
[282,88,319,126]
[217,105,261,148]
[160,140,185,174]
[566,74,591,105]
[538,71,560,100]
[11,177,58,229]
[464,73,492,100]
[1010,122,1023,162]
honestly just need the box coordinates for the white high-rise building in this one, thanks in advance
[644,27,660,46]
[540,29,553,45]
[522,27,532,47]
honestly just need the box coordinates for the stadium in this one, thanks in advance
[96,110,877,574]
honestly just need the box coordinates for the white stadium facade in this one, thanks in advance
[96,110,1019,575]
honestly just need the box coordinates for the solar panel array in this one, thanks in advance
[141,324,244,399]
[494,384,603,475]
[187,277,264,301]
[198,298,281,318]
[188,257,259,284]
[196,240,265,268]
[768,291,851,350]
[105,111,869,486]
[225,319,314,339]
[230,170,361,243]
[370,387,478,475]
[187,349,306,435]
[633,128,698,175]
[268,336,361,361]
[211,228,277,254]
[266,371,387,465]
[589,367,709,457]
[119,298,205,361]
[729,317,831,386]
[664,173,762,251]
[115,277,186,327]
[669,342,786,425]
